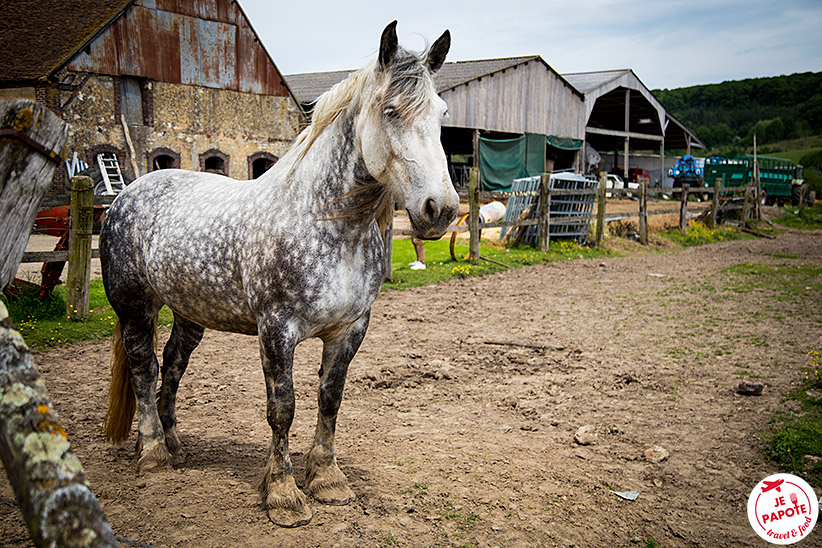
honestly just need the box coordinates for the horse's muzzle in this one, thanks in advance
[411,193,459,239]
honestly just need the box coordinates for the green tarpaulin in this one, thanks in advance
[479,133,546,191]
[479,133,581,191]
[546,135,582,151]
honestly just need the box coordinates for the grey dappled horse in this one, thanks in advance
[100,21,457,527]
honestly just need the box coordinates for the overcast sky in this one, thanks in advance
[239,0,821,90]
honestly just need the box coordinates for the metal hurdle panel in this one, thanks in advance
[500,173,598,245]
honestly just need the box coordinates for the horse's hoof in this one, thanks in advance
[266,504,313,528]
[136,441,172,474]
[306,456,355,505]
[309,482,356,506]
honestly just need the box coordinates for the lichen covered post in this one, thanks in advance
[66,176,94,319]
[0,301,118,547]
[594,172,607,246]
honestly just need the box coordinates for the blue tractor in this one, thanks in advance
[668,155,704,199]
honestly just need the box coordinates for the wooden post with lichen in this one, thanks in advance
[679,183,690,234]
[594,172,606,246]
[709,177,721,229]
[0,100,68,290]
[0,99,118,547]
[0,303,118,547]
[638,177,648,245]
[66,176,94,319]
[538,172,551,252]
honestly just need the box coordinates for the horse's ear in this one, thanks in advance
[425,29,450,73]
[379,20,399,70]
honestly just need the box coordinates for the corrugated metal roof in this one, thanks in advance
[286,56,566,105]
[435,56,539,92]
[562,69,631,94]
[286,70,355,105]
[0,0,134,82]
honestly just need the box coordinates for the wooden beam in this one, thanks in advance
[585,127,663,142]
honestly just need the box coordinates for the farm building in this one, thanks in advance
[0,0,303,194]
[287,55,587,190]
[562,69,705,187]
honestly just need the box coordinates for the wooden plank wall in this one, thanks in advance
[441,60,585,139]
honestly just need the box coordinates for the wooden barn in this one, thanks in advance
[287,55,587,190]
[562,69,705,186]
[0,0,303,194]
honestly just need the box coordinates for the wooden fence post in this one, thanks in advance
[468,167,480,264]
[538,172,551,252]
[594,172,607,246]
[638,178,648,245]
[709,177,721,229]
[741,183,753,224]
[66,176,94,319]
[679,183,690,234]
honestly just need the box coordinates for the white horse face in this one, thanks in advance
[357,22,459,239]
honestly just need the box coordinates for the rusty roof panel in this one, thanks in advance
[66,0,288,97]
[147,0,241,26]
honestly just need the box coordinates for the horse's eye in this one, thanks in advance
[383,106,399,118]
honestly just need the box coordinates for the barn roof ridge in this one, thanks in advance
[285,54,584,105]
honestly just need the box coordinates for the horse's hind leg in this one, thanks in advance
[159,313,205,461]
[306,313,370,505]
[119,312,171,473]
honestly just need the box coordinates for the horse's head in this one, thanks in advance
[357,21,459,239]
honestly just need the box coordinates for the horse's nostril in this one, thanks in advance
[423,197,439,222]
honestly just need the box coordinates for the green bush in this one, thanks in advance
[800,149,822,194]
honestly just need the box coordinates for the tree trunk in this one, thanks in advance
[0,100,69,291]
[0,302,118,547]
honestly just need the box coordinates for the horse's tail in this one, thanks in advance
[103,315,157,443]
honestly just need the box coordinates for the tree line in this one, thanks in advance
[654,72,822,151]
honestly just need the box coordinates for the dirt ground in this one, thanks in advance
[3,225,821,547]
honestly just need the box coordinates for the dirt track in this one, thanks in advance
[2,228,821,547]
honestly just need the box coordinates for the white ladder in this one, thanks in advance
[96,153,125,195]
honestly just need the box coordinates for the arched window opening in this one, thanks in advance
[248,151,279,179]
[204,156,225,173]
[199,148,230,176]
[148,148,181,171]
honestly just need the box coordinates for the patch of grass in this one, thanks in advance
[722,262,822,298]
[385,237,610,290]
[660,222,745,247]
[765,347,822,485]
[773,202,822,230]
[3,280,174,351]
[2,282,66,323]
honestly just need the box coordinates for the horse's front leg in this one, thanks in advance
[306,312,370,505]
[257,321,312,527]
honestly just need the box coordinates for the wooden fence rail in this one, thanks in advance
[463,169,742,262]
[15,177,106,318]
